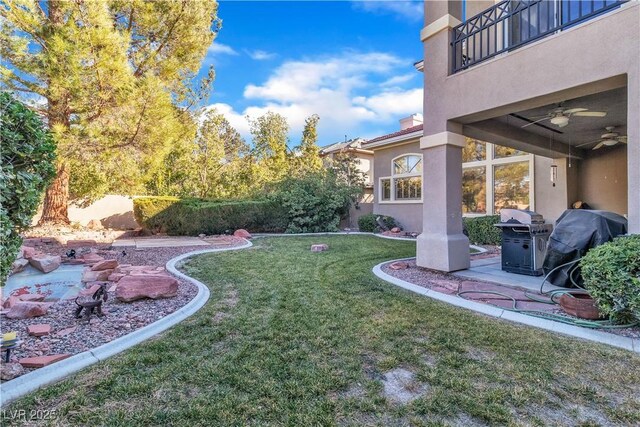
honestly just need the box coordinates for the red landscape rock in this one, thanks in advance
[29,254,61,273]
[27,324,52,337]
[19,354,71,368]
[11,258,29,274]
[91,259,118,271]
[389,261,409,270]
[311,244,329,252]
[79,284,102,296]
[5,302,50,319]
[21,246,37,260]
[3,296,20,309]
[82,268,113,282]
[390,227,402,233]
[116,274,179,302]
[107,273,126,282]
[81,253,105,265]
[233,229,252,239]
[19,293,46,302]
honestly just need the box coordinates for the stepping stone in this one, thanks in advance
[27,324,52,337]
[66,239,97,248]
[311,244,329,252]
[19,354,71,368]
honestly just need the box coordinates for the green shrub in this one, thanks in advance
[0,93,56,284]
[581,235,640,323]
[133,197,288,235]
[357,213,397,232]
[269,171,357,233]
[463,215,501,245]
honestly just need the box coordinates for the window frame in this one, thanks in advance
[379,153,424,204]
[462,140,535,216]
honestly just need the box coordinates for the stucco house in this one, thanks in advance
[364,114,561,233]
[319,137,375,227]
[415,0,637,272]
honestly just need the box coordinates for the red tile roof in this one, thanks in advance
[363,124,423,145]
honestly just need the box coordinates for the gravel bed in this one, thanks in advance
[381,259,640,339]
[1,236,248,381]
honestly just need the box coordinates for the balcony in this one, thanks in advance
[451,0,628,74]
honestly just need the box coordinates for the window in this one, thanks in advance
[462,137,533,215]
[462,167,487,214]
[380,178,391,201]
[494,162,530,213]
[379,154,423,203]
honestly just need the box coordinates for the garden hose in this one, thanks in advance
[457,258,639,329]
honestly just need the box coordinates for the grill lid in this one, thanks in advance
[499,209,544,225]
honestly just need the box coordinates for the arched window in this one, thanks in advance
[380,154,423,202]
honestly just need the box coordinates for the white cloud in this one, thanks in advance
[353,1,423,21]
[245,49,276,60]
[205,51,423,144]
[380,73,416,87]
[207,42,239,56]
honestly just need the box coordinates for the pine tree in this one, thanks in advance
[0,0,219,223]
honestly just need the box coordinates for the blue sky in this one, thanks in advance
[201,1,424,147]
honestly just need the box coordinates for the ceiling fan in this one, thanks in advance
[521,107,607,128]
[576,126,628,150]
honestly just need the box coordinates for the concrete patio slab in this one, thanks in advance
[454,256,561,293]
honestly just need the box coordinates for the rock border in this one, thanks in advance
[372,258,639,354]
[0,239,253,407]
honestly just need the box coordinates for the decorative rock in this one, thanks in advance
[27,324,52,337]
[19,354,71,368]
[11,258,29,274]
[81,253,105,265]
[87,219,103,230]
[199,233,206,238]
[3,296,20,309]
[107,273,126,282]
[391,227,402,233]
[91,259,118,271]
[5,302,50,319]
[311,244,329,252]
[233,229,252,239]
[79,284,102,296]
[82,268,113,282]
[116,274,179,302]
[29,254,61,273]
[1,363,25,381]
[389,261,409,270]
[19,293,46,302]
[21,246,37,260]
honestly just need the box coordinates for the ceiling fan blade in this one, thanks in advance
[618,137,627,144]
[521,117,550,128]
[564,108,588,114]
[576,139,602,148]
[573,111,607,117]
[557,121,569,128]
[592,142,605,150]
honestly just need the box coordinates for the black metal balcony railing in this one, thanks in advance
[451,0,628,74]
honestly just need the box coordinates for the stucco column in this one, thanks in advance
[416,131,470,272]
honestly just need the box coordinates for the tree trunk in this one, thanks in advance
[38,163,70,225]
[38,1,71,226]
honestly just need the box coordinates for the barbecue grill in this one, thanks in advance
[495,209,553,276]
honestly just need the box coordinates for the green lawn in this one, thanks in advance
[10,236,640,426]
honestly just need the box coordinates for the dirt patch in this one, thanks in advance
[381,368,428,404]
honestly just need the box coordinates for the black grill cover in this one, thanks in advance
[542,210,628,288]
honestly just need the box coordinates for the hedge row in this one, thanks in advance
[463,215,501,245]
[133,197,288,235]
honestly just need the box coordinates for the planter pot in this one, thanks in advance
[558,292,603,320]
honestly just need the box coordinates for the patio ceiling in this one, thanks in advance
[462,87,628,158]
